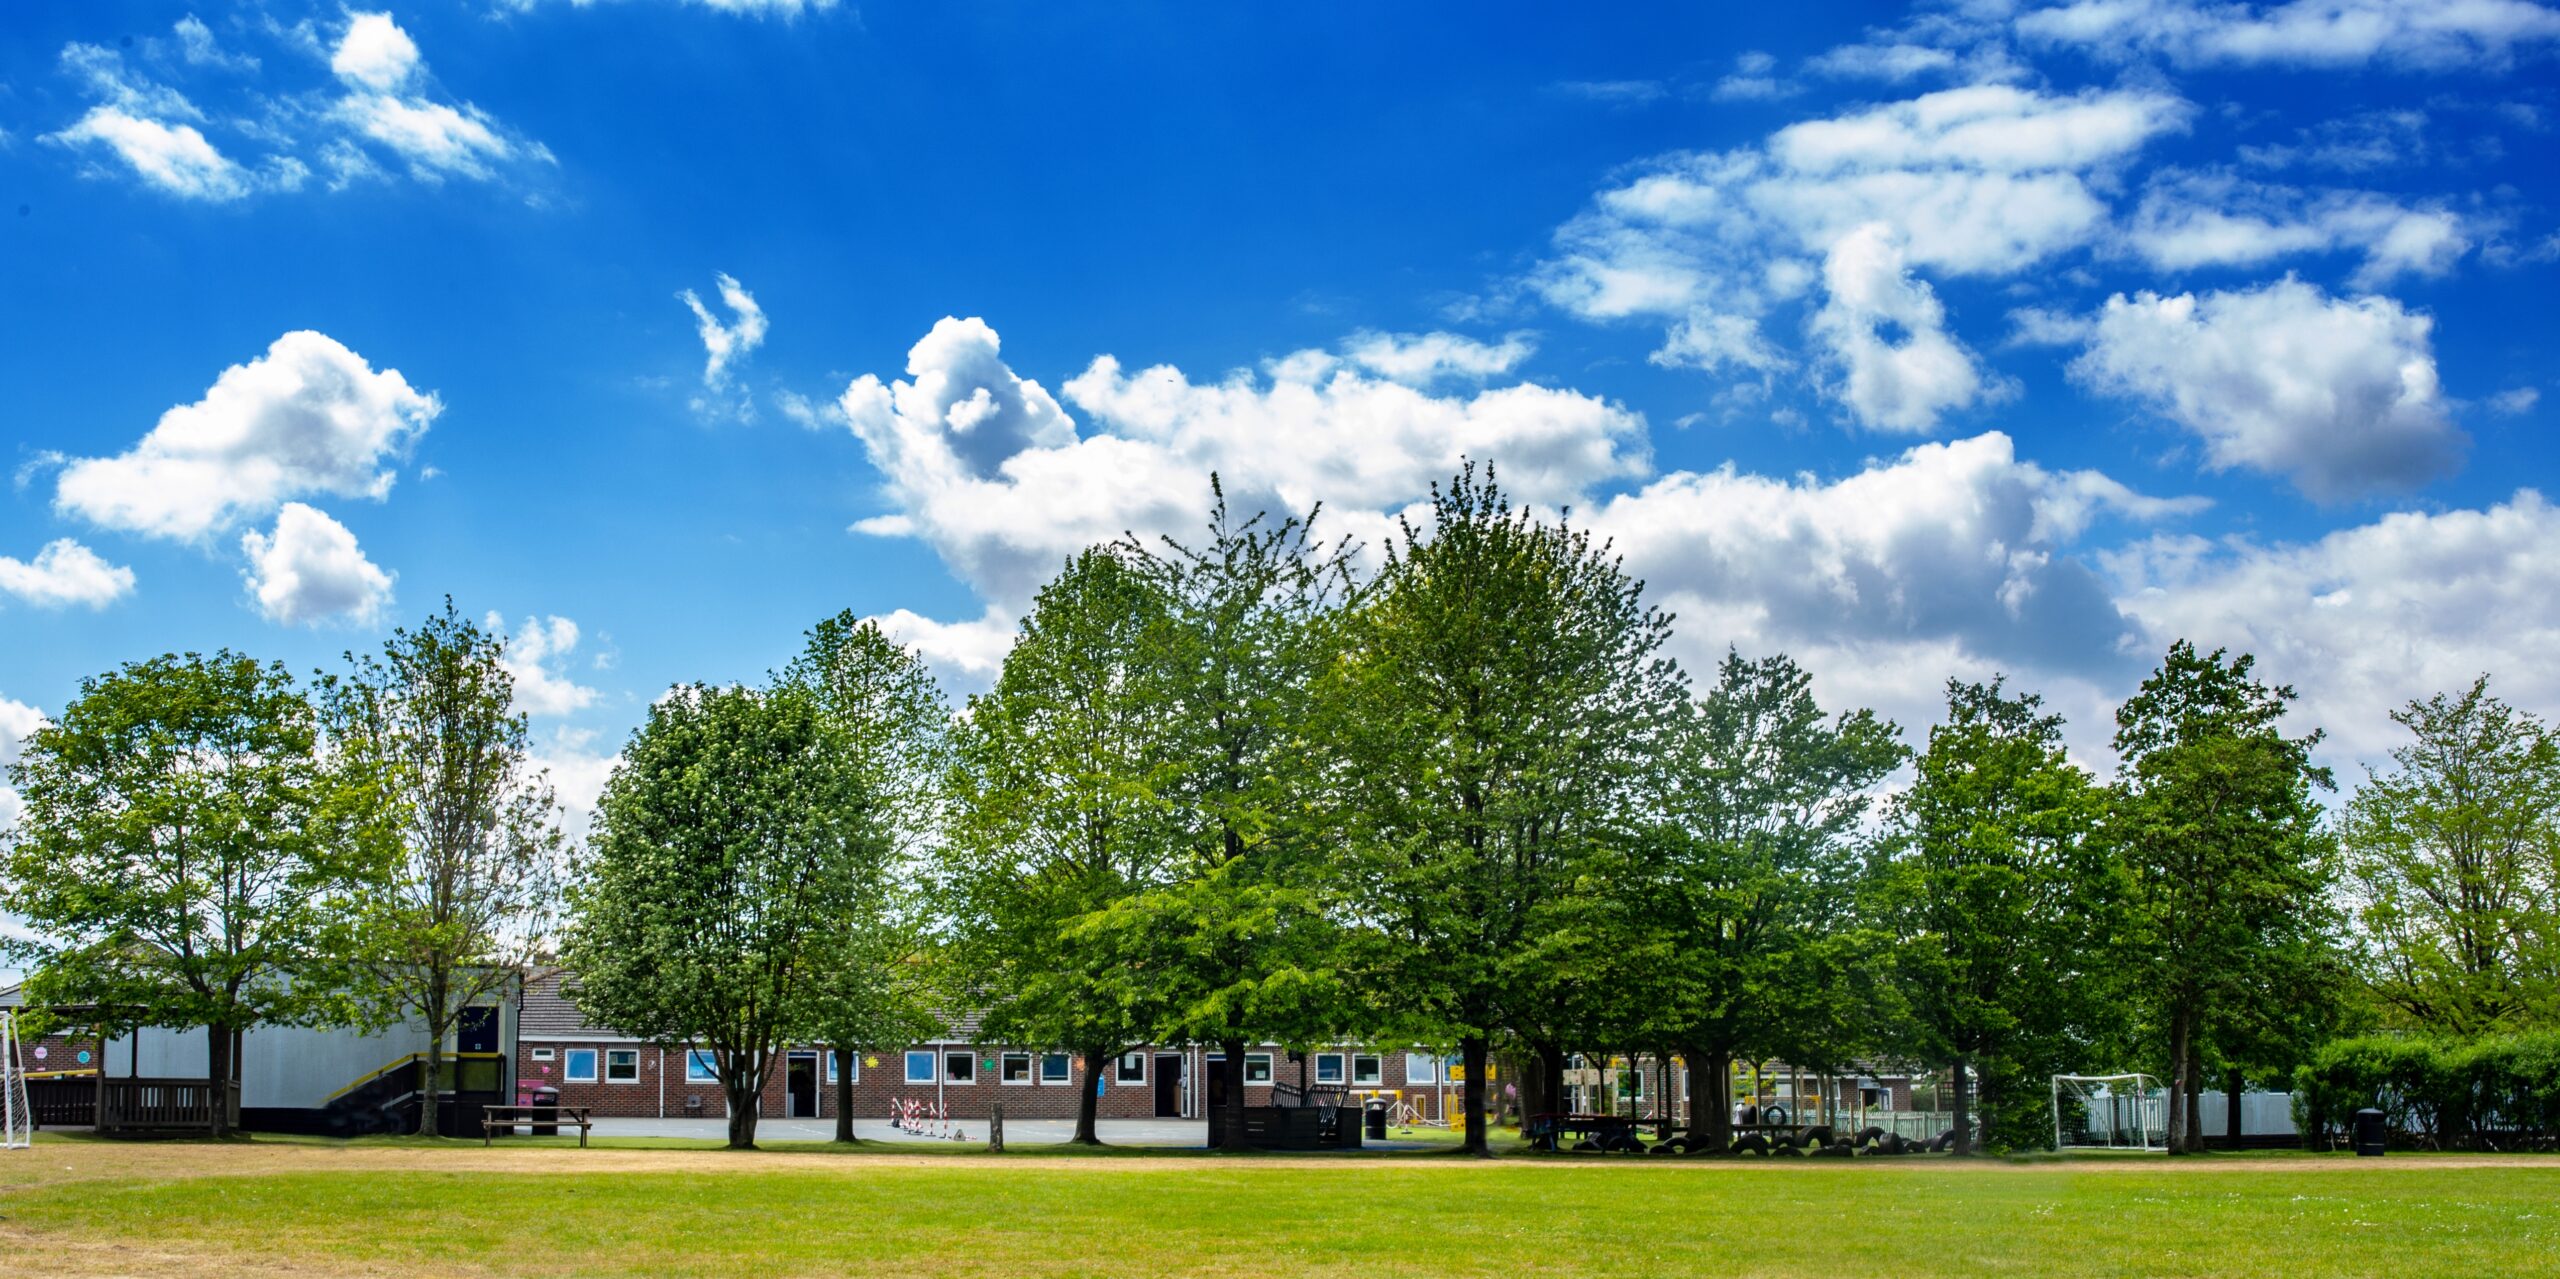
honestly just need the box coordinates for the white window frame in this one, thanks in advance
[1244,1052,1273,1084]
[605,1048,641,1083]
[1117,1053,1147,1084]
[564,1049,598,1083]
[530,1047,556,1063]
[686,1049,718,1083]
[1040,1052,1072,1084]
[999,1052,1035,1085]
[1352,1053,1384,1086]
[905,1050,937,1084]
[1314,1052,1346,1085]
[943,1050,978,1085]
[1406,1052,1439,1084]
[826,1051,853,1085]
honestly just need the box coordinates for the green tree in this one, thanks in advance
[1647,651,1902,1151]
[2342,676,2560,1035]
[563,683,891,1149]
[1326,464,1688,1155]
[1,652,370,1137]
[1876,677,2111,1153]
[320,602,568,1136]
[2110,640,2337,1154]
[777,613,953,1141]
[1114,485,1355,1153]
[943,549,1184,1144]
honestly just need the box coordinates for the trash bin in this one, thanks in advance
[2352,1108,2387,1157]
[532,1086,560,1137]
[1364,1098,1388,1140]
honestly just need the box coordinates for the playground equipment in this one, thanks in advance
[2051,1074,2167,1152]
[0,1013,30,1150]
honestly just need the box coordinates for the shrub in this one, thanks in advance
[2296,1032,2560,1149]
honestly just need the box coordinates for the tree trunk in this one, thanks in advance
[2183,1040,2204,1155]
[724,1057,762,1149]
[1072,1048,1106,1145]
[1695,1046,1732,1151]
[1460,1036,1491,1157]
[1534,1043,1566,1126]
[1950,1057,1974,1156]
[207,1018,234,1140]
[2165,1012,2190,1157]
[418,984,447,1138]
[1217,1037,1249,1152]
[833,1048,857,1143]
[2224,1066,2244,1152]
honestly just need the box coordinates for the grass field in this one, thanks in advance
[5,1134,2556,1278]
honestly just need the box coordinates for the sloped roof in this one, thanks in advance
[519,967,640,1041]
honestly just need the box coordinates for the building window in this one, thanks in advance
[905,1051,936,1084]
[1117,1053,1147,1083]
[1314,1053,1345,1085]
[1244,1053,1273,1083]
[1000,1052,1034,1084]
[827,1052,852,1084]
[944,1051,976,1084]
[687,1050,718,1083]
[1040,1053,1072,1084]
[1352,1054,1383,1086]
[564,1049,597,1082]
[606,1049,640,1083]
[1406,1052,1439,1084]
[530,1047,556,1063]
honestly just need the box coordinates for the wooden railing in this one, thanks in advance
[98,1077,240,1134]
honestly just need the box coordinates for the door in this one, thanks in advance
[787,1053,819,1118]
[457,1007,499,1054]
[1153,1054,1182,1118]
[1204,1055,1231,1114]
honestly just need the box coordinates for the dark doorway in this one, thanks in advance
[457,1007,499,1054]
[787,1052,819,1118]
[1205,1055,1231,1113]
[1153,1053,1183,1118]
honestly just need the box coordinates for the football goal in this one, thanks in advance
[2051,1074,2165,1152]
[0,1013,30,1150]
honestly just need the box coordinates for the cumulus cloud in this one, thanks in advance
[0,696,44,835]
[173,16,258,73]
[867,606,1019,686]
[2489,387,2541,415]
[0,540,135,610]
[41,44,258,201]
[2108,490,2560,762]
[323,13,535,185]
[1810,223,1999,432]
[54,330,437,541]
[2071,277,2465,500]
[528,726,617,838]
[489,614,599,717]
[839,316,1648,611]
[2124,173,2471,285]
[240,503,394,626]
[331,13,420,92]
[2017,0,2560,71]
[1339,330,1534,384]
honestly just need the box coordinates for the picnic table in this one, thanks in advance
[481,1103,596,1148]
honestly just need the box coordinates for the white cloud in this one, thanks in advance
[2124,173,2471,285]
[867,605,1018,686]
[0,696,45,835]
[678,272,770,397]
[839,316,1647,611]
[1809,222,2000,432]
[1806,42,1966,81]
[1550,80,1670,105]
[2017,0,2560,71]
[174,16,258,72]
[488,613,600,717]
[55,330,438,541]
[331,13,418,92]
[2108,490,2560,762]
[46,106,249,202]
[2489,387,2541,415]
[1339,330,1534,384]
[2071,277,2465,500]
[1767,83,2185,175]
[529,726,616,839]
[1713,51,1800,102]
[0,540,135,610]
[240,503,394,626]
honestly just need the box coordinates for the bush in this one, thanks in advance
[2296,1032,2560,1149]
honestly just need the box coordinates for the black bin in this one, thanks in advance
[532,1086,561,1137]
[1364,1098,1388,1140]
[2352,1108,2386,1157]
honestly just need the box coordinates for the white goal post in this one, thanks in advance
[0,1012,30,1150]
[2051,1074,2166,1152]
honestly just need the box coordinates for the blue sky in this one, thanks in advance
[4,0,2558,825]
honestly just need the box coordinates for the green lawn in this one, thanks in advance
[4,1138,2554,1277]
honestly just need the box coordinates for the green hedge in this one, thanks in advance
[2295,1032,2560,1148]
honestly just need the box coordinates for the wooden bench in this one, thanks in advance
[481,1103,596,1148]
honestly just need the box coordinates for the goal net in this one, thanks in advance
[0,1013,29,1150]
[2051,1074,2165,1152]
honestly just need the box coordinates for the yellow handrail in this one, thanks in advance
[324,1051,507,1103]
